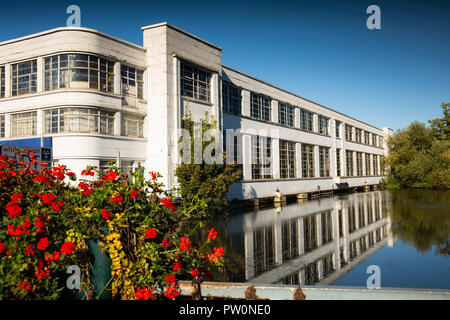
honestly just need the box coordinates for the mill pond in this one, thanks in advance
[200,189,450,290]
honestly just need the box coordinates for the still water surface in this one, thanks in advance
[202,190,450,290]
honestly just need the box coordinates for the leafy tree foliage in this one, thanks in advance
[175,110,241,220]
[384,103,450,189]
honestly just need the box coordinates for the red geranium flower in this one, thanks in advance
[39,193,55,204]
[207,228,217,241]
[146,228,158,239]
[179,237,191,251]
[165,274,176,284]
[11,192,24,201]
[0,242,6,253]
[101,208,113,220]
[18,281,31,291]
[191,268,200,277]
[37,237,50,251]
[135,287,154,300]
[161,197,176,212]
[162,238,172,248]
[60,241,76,255]
[163,286,180,300]
[110,196,123,204]
[129,188,140,199]
[6,200,22,218]
[172,262,182,271]
[24,244,35,256]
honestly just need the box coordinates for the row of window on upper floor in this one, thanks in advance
[221,80,384,148]
[0,107,145,139]
[0,54,144,99]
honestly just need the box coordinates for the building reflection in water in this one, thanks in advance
[225,191,393,286]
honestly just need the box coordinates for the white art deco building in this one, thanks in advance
[0,22,392,201]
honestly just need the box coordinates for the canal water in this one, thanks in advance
[201,189,450,290]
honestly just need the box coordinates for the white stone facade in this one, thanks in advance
[0,23,393,201]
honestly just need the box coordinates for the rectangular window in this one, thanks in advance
[356,152,363,176]
[11,111,37,137]
[318,116,329,135]
[348,202,357,233]
[303,214,317,253]
[372,134,377,147]
[0,115,5,137]
[279,140,296,178]
[278,103,295,127]
[180,60,211,103]
[282,219,299,261]
[44,108,115,135]
[301,144,315,178]
[335,120,341,138]
[346,150,354,177]
[355,128,362,143]
[300,109,313,131]
[121,113,145,138]
[379,136,384,149]
[251,136,272,179]
[253,226,275,275]
[365,153,371,175]
[222,81,241,115]
[364,131,370,145]
[223,132,243,180]
[121,65,144,99]
[319,146,330,177]
[345,124,353,141]
[373,154,379,175]
[12,60,37,96]
[321,210,333,245]
[336,148,342,177]
[1,66,5,98]
[44,54,114,93]
[250,93,271,121]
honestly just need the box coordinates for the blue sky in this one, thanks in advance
[1,0,449,131]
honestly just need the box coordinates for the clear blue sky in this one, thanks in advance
[1,0,449,131]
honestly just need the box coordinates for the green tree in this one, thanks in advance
[175,110,241,220]
[429,103,450,140]
[384,103,450,189]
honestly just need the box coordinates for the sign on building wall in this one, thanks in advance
[0,144,52,169]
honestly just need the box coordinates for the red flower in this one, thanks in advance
[135,287,154,300]
[0,242,6,253]
[35,216,47,233]
[18,281,31,291]
[161,198,176,212]
[81,169,95,176]
[39,193,56,204]
[162,238,172,248]
[165,274,176,284]
[207,228,217,241]
[11,192,24,201]
[105,170,117,182]
[34,174,48,183]
[149,171,157,181]
[110,196,123,204]
[45,251,61,262]
[7,219,32,240]
[129,188,140,199]
[6,200,22,218]
[214,247,224,257]
[163,286,180,300]
[37,237,50,251]
[35,267,50,280]
[101,208,113,220]
[179,237,191,251]
[146,228,158,239]
[172,262,182,271]
[82,188,94,196]
[60,241,76,255]
[25,244,35,256]
[50,202,61,212]
[191,268,200,277]
[0,155,8,161]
